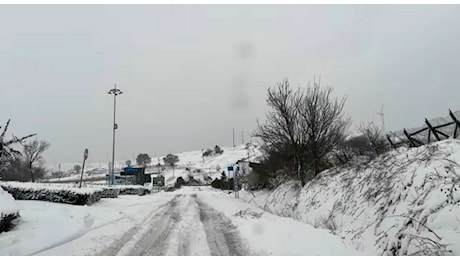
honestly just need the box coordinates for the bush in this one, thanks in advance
[0,182,103,205]
[214,145,223,155]
[100,188,120,198]
[203,149,213,157]
[211,176,239,191]
[0,212,19,234]
[211,178,222,189]
[113,186,150,196]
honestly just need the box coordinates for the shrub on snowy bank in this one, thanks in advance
[0,187,20,233]
[99,187,119,198]
[105,185,150,196]
[0,182,104,205]
[241,140,460,256]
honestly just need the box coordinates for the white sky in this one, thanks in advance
[1,5,460,165]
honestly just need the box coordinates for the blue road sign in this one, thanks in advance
[227,166,234,171]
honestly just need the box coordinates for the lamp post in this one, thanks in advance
[108,84,122,186]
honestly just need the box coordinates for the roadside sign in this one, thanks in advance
[227,166,233,171]
[84,148,89,160]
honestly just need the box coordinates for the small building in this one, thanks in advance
[235,159,256,175]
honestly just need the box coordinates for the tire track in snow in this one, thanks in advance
[196,197,249,256]
[100,193,249,256]
[97,195,181,256]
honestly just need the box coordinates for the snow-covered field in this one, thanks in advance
[240,140,460,256]
[0,187,358,256]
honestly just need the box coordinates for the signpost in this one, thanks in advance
[227,166,233,191]
[79,148,88,188]
[227,166,239,198]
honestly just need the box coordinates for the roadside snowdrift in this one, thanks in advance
[241,140,460,255]
[0,187,19,233]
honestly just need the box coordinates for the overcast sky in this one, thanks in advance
[1,5,460,166]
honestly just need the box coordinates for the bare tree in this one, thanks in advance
[23,140,50,182]
[358,121,389,155]
[163,154,179,175]
[255,78,349,186]
[73,164,81,173]
[136,153,151,167]
[0,119,36,169]
[125,160,132,167]
[299,80,349,181]
[254,79,304,183]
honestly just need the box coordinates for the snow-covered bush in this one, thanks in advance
[107,185,150,196]
[100,187,120,198]
[0,182,103,205]
[0,187,20,233]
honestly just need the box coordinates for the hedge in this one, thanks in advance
[0,183,103,206]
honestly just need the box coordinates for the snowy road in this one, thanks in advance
[1,187,360,256]
[101,194,248,256]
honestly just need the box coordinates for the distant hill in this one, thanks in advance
[45,143,264,184]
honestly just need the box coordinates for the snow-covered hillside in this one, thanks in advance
[240,140,460,256]
[157,143,263,186]
[46,143,264,185]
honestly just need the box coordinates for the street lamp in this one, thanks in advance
[108,84,122,186]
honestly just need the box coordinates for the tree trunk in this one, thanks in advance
[296,156,306,186]
[30,169,35,183]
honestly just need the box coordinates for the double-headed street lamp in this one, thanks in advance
[108,84,122,186]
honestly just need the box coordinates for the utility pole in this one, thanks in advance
[108,84,123,186]
[201,149,205,164]
[233,128,235,147]
[377,104,385,133]
[58,163,61,181]
[242,131,244,145]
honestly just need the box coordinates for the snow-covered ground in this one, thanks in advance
[0,186,359,256]
[0,193,171,255]
[5,139,460,255]
[240,140,460,256]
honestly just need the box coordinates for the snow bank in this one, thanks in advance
[0,187,19,233]
[0,187,18,216]
[197,190,361,255]
[241,140,460,255]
